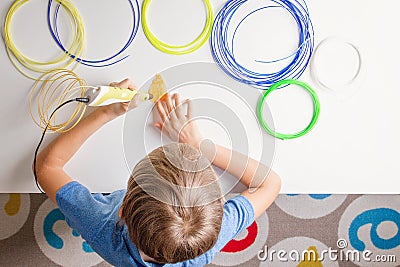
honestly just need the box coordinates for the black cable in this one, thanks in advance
[33,97,89,193]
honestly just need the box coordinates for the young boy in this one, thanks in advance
[35,78,281,266]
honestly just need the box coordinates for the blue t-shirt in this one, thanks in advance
[56,181,255,267]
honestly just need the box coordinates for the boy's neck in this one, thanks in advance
[139,249,161,264]
[119,208,162,264]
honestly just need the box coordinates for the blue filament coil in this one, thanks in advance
[47,0,140,67]
[210,0,314,89]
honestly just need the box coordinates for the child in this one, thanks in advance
[35,78,281,266]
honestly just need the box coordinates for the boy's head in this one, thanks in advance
[120,143,224,264]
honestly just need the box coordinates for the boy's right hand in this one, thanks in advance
[154,93,203,149]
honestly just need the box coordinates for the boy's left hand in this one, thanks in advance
[98,78,140,118]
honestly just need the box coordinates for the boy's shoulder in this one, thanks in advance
[221,194,255,231]
[211,195,255,253]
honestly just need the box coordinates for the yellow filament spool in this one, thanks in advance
[29,69,95,133]
[3,0,86,80]
[141,0,214,55]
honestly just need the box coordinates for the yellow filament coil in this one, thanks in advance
[4,0,86,80]
[29,69,94,133]
[141,0,214,55]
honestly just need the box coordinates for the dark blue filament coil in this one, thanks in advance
[47,0,140,67]
[210,0,314,89]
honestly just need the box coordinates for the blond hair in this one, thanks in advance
[120,143,223,263]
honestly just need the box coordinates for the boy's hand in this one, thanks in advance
[154,93,203,149]
[98,78,140,118]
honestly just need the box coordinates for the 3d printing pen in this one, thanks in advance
[84,86,153,106]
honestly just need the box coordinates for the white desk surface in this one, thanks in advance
[0,0,399,193]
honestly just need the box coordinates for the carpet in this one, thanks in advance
[0,194,399,267]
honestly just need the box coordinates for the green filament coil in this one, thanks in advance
[257,79,320,140]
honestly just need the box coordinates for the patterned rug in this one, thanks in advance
[0,194,399,267]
